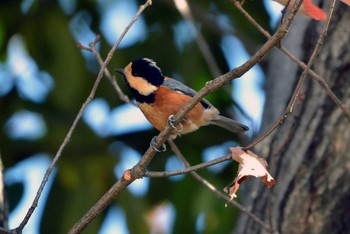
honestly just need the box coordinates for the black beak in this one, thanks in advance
[115,68,125,76]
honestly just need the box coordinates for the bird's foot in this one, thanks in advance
[168,115,183,132]
[150,136,166,152]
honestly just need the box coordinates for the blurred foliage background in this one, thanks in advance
[0,0,274,233]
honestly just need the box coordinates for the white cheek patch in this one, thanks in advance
[127,75,158,96]
[123,63,158,96]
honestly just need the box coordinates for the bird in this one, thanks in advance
[115,58,248,151]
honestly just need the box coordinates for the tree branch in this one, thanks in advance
[243,0,337,150]
[173,0,221,77]
[78,36,135,106]
[167,139,276,233]
[231,0,350,122]
[3,1,154,233]
[289,0,335,112]
[174,0,254,123]
[147,0,303,157]
[67,1,302,232]
[67,0,154,233]
[145,153,232,178]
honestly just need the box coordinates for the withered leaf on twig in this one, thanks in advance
[224,147,276,202]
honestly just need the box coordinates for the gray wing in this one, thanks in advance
[163,78,249,133]
[163,78,212,109]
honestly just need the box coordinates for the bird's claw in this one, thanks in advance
[150,136,166,152]
[168,115,176,128]
[168,115,183,132]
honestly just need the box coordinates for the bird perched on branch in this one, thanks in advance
[116,58,248,151]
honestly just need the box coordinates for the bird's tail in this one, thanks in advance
[210,115,249,134]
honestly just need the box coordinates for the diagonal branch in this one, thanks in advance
[67,1,154,233]
[151,0,303,153]
[167,139,276,233]
[78,36,134,106]
[145,153,232,178]
[0,1,154,234]
[288,0,335,112]
[173,0,221,77]
[243,0,337,150]
[68,0,303,232]
[14,39,106,233]
[174,0,254,123]
[231,0,350,122]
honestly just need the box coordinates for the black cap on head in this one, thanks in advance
[131,58,164,86]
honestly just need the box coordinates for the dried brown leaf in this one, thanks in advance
[225,147,276,201]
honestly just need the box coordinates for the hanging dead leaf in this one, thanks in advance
[224,147,276,202]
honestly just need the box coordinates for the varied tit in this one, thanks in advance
[116,58,248,150]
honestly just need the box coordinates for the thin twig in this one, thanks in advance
[280,0,293,24]
[14,37,106,234]
[174,0,254,123]
[78,36,134,105]
[145,154,232,178]
[231,0,350,122]
[156,0,302,153]
[68,0,301,232]
[6,1,153,233]
[136,0,301,178]
[173,0,221,77]
[167,140,275,233]
[243,0,337,150]
[67,1,153,233]
[288,0,334,112]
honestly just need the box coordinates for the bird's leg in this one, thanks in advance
[168,115,183,132]
[168,115,177,128]
[150,136,166,152]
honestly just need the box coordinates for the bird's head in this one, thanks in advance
[116,58,164,96]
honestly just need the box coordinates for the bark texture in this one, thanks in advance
[235,4,350,234]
